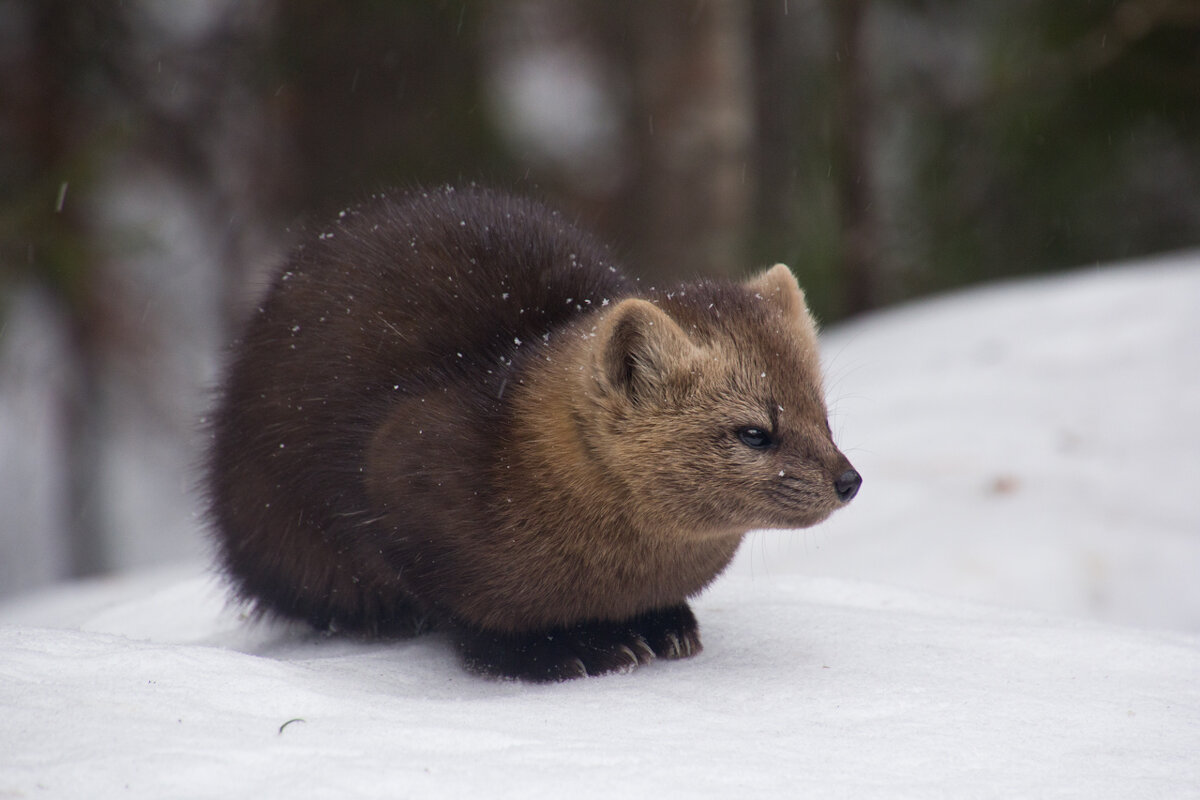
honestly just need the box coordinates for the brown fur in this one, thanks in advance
[207,186,859,680]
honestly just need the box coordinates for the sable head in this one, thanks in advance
[589,264,860,537]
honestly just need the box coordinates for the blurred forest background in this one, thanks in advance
[2,0,1198,597]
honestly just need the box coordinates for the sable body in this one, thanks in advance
[208,187,860,680]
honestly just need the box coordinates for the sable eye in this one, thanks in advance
[737,427,774,449]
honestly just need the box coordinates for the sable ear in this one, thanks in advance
[597,298,696,400]
[745,263,807,319]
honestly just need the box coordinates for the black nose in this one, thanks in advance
[834,469,862,503]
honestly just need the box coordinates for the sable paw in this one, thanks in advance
[457,603,701,682]
[631,603,701,660]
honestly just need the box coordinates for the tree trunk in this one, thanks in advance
[830,0,879,315]
[624,0,754,282]
[18,0,114,576]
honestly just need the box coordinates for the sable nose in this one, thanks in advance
[834,469,862,503]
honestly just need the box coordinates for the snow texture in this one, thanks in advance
[3,255,1199,798]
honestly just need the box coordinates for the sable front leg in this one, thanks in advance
[456,602,702,682]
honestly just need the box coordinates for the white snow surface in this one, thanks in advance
[3,254,1199,798]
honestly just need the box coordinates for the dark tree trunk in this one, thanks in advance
[622,0,754,282]
[830,0,879,315]
[19,1,115,576]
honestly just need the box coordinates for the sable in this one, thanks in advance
[206,186,860,681]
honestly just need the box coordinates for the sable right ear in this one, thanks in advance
[745,263,806,319]
[745,262,820,341]
[597,298,695,401]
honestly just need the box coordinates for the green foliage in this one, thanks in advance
[908,1,1200,297]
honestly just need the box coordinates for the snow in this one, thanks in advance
[2,254,1199,798]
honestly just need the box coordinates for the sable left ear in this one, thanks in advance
[595,298,698,402]
[745,263,807,319]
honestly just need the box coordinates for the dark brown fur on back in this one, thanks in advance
[207,186,860,681]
